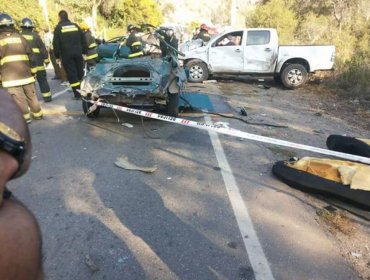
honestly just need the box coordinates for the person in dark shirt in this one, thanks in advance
[193,24,211,43]
[53,10,87,99]
[125,24,143,58]
[80,22,98,70]
[159,27,178,57]
[20,18,53,102]
[0,13,42,123]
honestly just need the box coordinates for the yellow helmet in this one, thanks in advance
[80,22,89,31]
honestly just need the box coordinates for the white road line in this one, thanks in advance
[205,114,275,280]
[40,87,69,104]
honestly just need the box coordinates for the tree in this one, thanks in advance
[246,0,298,43]
[0,0,47,29]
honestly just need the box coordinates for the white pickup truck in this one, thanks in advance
[181,28,335,88]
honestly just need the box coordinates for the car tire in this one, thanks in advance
[272,160,370,210]
[82,99,100,118]
[326,135,370,157]
[167,92,179,117]
[186,60,209,83]
[281,64,308,89]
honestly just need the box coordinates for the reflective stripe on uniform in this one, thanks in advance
[70,81,80,88]
[88,43,97,48]
[44,59,50,64]
[61,25,78,33]
[0,54,29,65]
[36,65,45,71]
[23,34,33,41]
[42,91,52,98]
[131,41,141,47]
[2,76,35,87]
[128,51,144,58]
[32,48,40,53]
[23,113,31,121]
[0,37,22,46]
[85,53,98,60]
[32,110,43,118]
[31,67,37,74]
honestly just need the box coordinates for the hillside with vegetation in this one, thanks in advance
[0,0,368,96]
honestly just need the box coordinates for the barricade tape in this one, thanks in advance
[87,100,370,165]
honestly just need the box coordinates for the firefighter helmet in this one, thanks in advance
[127,24,135,32]
[0,13,15,27]
[200,23,208,31]
[80,22,89,31]
[20,18,34,28]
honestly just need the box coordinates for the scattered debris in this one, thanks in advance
[324,205,337,213]
[203,80,217,84]
[227,241,237,249]
[314,112,323,117]
[240,107,247,116]
[351,252,362,258]
[122,123,134,128]
[257,84,271,89]
[114,156,157,173]
[167,177,172,180]
[214,121,230,128]
[85,254,99,273]
[313,129,324,134]
[31,156,37,160]
[316,208,355,235]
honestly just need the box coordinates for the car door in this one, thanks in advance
[208,31,244,73]
[244,30,277,73]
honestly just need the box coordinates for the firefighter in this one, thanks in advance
[159,27,178,57]
[125,24,143,58]
[194,23,211,43]
[79,22,98,71]
[0,13,43,123]
[53,10,87,99]
[20,18,52,102]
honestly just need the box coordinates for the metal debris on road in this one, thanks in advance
[85,254,99,273]
[122,123,134,128]
[114,156,157,173]
[351,252,362,258]
[203,80,217,84]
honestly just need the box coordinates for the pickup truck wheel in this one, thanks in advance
[167,92,179,117]
[186,60,209,83]
[82,99,100,118]
[281,64,308,89]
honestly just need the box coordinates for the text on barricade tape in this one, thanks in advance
[88,100,370,165]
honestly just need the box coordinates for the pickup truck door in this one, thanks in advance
[208,31,244,73]
[244,30,277,73]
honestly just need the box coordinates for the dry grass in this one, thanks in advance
[316,208,356,235]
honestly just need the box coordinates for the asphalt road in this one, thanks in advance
[9,71,359,280]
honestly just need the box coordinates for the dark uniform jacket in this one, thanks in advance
[21,29,49,72]
[0,29,36,88]
[53,20,87,59]
[84,30,98,61]
[159,31,178,57]
[125,31,143,58]
[194,29,211,43]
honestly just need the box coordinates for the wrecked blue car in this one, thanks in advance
[80,29,186,117]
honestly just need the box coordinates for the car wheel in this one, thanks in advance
[281,64,308,89]
[167,92,179,117]
[186,60,209,83]
[82,99,100,118]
